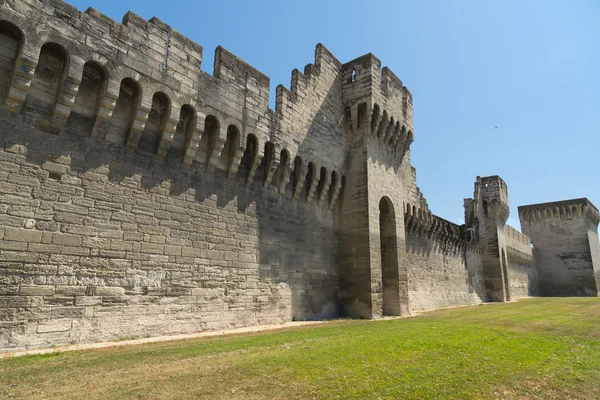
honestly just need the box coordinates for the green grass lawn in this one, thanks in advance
[2,298,600,399]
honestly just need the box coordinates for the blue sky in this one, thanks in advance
[68,0,599,229]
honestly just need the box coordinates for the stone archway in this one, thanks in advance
[379,197,401,316]
[502,248,511,301]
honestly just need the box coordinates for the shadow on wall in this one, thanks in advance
[0,20,345,322]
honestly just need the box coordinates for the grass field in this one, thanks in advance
[1,298,600,399]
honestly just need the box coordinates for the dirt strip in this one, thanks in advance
[0,320,326,359]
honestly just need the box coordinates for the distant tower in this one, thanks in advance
[519,199,600,296]
[479,176,511,301]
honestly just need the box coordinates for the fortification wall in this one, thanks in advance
[0,106,340,349]
[0,0,348,191]
[0,0,350,350]
[519,199,600,297]
[4,0,594,352]
[503,224,536,299]
[403,204,486,311]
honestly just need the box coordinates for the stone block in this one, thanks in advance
[55,286,88,296]
[52,233,83,246]
[75,296,103,306]
[37,319,72,333]
[19,285,54,296]
[95,286,126,297]
[4,227,42,243]
[42,161,68,175]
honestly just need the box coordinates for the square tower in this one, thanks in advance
[338,54,413,318]
[519,199,600,296]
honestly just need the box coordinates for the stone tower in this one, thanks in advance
[338,54,413,318]
[479,176,511,302]
[519,199,600,296]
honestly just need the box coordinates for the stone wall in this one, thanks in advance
[0,0,346,350]
[405,231,485,312]
[1,0,597,352]
[0,106,340,349]
[503,224,536,299]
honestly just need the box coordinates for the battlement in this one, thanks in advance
[403,202,481,252]
[340,52,413,154]
[0,0,416,199]
[518,198,600,225]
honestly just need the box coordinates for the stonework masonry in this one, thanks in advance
[519,199,600,296]
[0,0,597,350]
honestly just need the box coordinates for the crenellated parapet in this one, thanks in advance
[0,0,353,210]
[404,202,482,254]
[518,198,600,226]
[339,53,414,166]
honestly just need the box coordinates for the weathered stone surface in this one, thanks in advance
[0,0,596,351]
[519,199,600,297]
[37,319,72,333]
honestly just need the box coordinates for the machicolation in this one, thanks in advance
[0,0,598,350]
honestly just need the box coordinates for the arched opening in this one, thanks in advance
[257,141,274,185]
[219,124,240,172]
[501,248,511,301]
[0,21,23,102]
[377,110,388,138]
[379,197,401,316]
[305,162,316,200]
[391,121,400,144]
[357,102,367,130]
[240,134,258,176]
[200,115,220,165]
[104,78,140,145]
[316,166,327,201]
[25,42,68,118]
[328,171,338,204]
[386,117,395,140]
[370,104,380,134]
[292,156,303,194]
[69,61,107,135]
[276,149,290,188]
[171,104,196,158]
[139,92,170,154]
